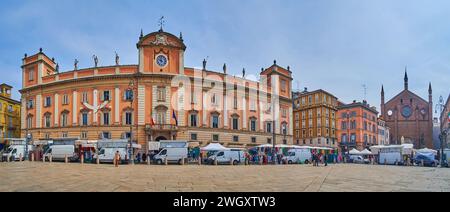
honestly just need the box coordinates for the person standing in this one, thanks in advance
[324,154,328,166]
[114,151,120,167]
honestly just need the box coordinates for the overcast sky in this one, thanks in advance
[0,0,449,117]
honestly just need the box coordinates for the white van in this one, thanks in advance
[282,148,312,164]
[44,145,78,161]
[2,145,32,161]
[94,147,127,163]
[379,146,403,165]
[154,147,188,165]
[207,150,245,165]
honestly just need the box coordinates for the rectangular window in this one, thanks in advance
[82,92,88,103]
[233,135,239,142]
[190,114,197,127]
[190,133,197,141]
[102,90,110,101]
[27,99,34,109]
[232,118,238,130]
[233,96,238,109]
[103,113,110,125]
[62,94,69,105]
[250,120,256,131]
[282,108,287,117]
[157,87,166,102]
[45,115,51,128]
[267,138,272,144]
[281,80,286,92]
[81,131,88,139]
[45,133,51,139]
[82,113,88,126]
[250,100,256,111]
[266,122,272,133]
[125,90,133,101]
[212,115,219,128]
[251,137,256,143]
[44,97,51,107]
[102,132,111,139]
[29,69,34,81]
[212,134,219,142]
[125,112,132,125]
[62,132,68,138]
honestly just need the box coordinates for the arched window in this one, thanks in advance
[26,115,33,129]
[189,111,198,127]
[231,114,239,130]
[249,117,257,132]
[60,110,70,127]
[43,112,51,128]
[211,112,220,128]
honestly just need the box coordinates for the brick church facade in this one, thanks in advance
[380,70,433,148]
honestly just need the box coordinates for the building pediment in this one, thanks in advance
[137,31,186,50]
[385,90,429,106]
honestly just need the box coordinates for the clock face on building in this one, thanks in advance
[401,106,412,118]
[156,54,168,67]
[387,110,393,116]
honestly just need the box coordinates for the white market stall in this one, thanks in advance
[201,143,229,151]
[360,149,373,155]
[349,148,361,155]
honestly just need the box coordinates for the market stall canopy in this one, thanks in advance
[401,144,414,155]
[415,148,437,155]
[201,143,229,151]
[360,149,372,155]
[349,148,361,155]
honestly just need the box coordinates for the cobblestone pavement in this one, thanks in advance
[1,162,449,192]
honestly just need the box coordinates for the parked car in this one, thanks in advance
[349,155,369,164]
[414,153,439,167]
[207,150,245,165]
[282,148,311,164]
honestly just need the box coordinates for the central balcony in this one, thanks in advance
[145,124,178,132]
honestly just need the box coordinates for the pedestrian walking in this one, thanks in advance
[324,154,328,166]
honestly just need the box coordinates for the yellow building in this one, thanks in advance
[293,88,338,148]
[0,84,21,140]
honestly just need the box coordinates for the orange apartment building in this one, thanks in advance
[19,28,293,149]
[337,100,379,152]
[293,88,338,148]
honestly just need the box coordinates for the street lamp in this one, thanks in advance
[435,95,448,167]
[128,79,135,165]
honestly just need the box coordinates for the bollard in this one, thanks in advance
[421,159,424,167]
[96,155,100,165]
[181,157,185,165]
[147,157,151,165]
[230,158,233,166]
[49,155,52,163]
[7,155,10,162]
[384,159,387,165]
[19,153,23,162]
[43,155,46,163]
[165,157,168,165]
[198,158,202,165]
[259,157,263,165]
[65,155,68,163]
[80,154,84,165]
[214,159,218,166]
[31,153,35,162]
